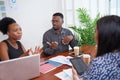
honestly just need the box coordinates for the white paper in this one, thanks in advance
[63,69,84,80]
[55,69,73,80]
[63,68,73,78]
[49,55,73,66]
[6,0,18,11]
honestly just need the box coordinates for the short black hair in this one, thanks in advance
[96,15,120,57]
[0,17,16,35]
[53,12,64,19]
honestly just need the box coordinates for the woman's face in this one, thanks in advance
[94,27,98,45]
[7,23,22,40]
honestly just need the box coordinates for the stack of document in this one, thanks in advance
[49,55,73,66]
[40,60,62,74]
[55,68,73,80]
[40,55,72,74]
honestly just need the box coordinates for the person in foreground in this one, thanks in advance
[0,17,42,61]
[73,15,120,80]
[43,12,78,56]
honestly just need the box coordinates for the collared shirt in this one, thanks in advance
[80,52,120,80]
[43,27,78,56]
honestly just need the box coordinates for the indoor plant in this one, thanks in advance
[69,8,100,46]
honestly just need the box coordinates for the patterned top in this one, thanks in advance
[80,52,120,80]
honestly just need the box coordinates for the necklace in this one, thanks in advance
[7,40,18,49]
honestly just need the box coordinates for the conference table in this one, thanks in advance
[33,46,96,80]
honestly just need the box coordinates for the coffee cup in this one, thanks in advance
[74,46,79,56]
[82,54,90,65]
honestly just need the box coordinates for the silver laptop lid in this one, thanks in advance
[0,54,40,80]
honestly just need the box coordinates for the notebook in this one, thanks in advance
[40,60,62,74]
[0,54,40,80]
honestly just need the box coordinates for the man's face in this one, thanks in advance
[52,16,63,30]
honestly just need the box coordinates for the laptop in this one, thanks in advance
[0,54,40,80]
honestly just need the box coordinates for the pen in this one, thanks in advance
[40,62,49,66]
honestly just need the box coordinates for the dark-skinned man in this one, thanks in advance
[43,12,78,56]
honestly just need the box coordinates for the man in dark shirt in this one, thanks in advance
[43,12,78,56]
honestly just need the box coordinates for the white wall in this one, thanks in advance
[0,0,63,49]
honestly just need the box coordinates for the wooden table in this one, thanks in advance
[33,46,96,80]
[33,51,72,80]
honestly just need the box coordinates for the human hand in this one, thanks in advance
[30,46,43,55]
[62,35,73,45]
[24,49,31,56]
[46,41,58,50]
[72,66,80,80]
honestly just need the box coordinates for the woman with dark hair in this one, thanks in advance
[0,17,42,61]
[73,15,120,80]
